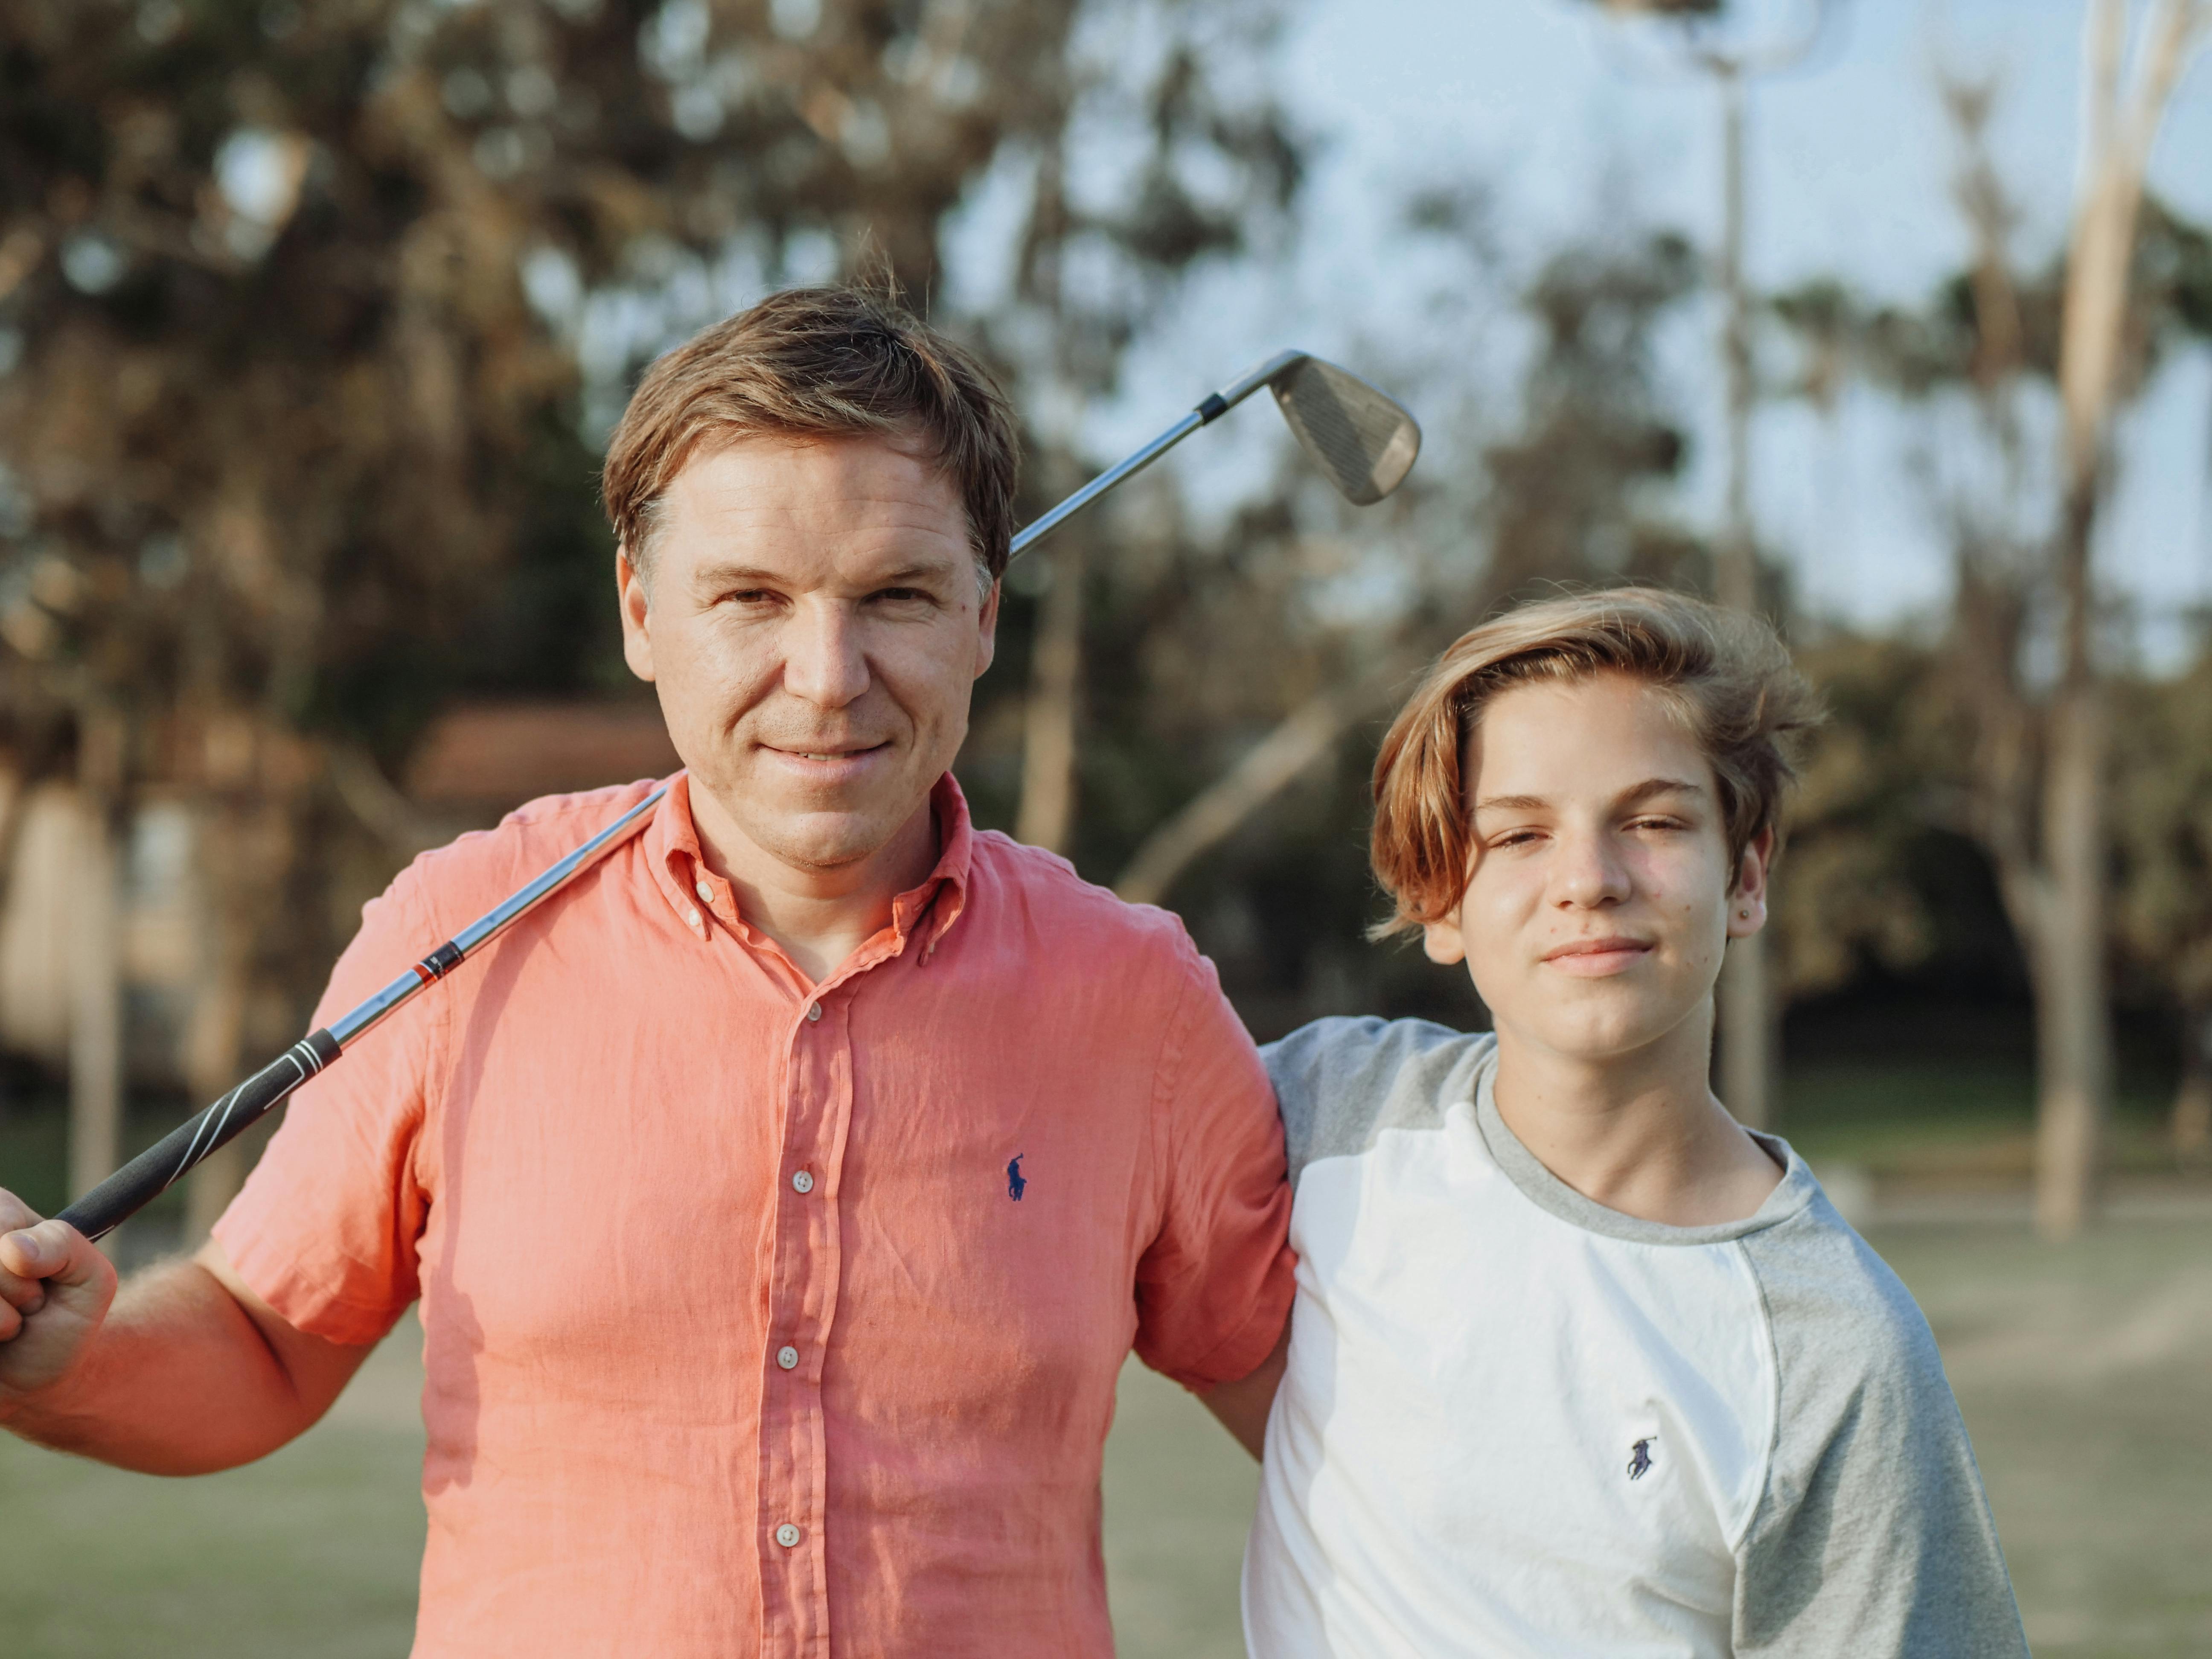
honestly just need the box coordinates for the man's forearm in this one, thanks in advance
[2,1256,334,1474]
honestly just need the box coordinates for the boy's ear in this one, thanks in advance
[1422,910,1468,966]
[1727,827,1776,940]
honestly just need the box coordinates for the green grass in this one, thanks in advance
[3,1074,2208,1656]
[0,1321,428,1659]
[1777,1059,2185,1183]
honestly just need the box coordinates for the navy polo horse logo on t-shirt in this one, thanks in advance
[1007,1154,1027,1202]
[1627,1436,1657,1480]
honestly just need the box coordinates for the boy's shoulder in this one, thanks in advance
[1738,1189,1952,1420]
[1729,1192,2028,1654]
[1260,1016,1497,1185]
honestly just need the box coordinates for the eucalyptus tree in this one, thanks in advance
[0,0,1090,1224]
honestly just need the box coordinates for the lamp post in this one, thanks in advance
[1577,0,1837,1130]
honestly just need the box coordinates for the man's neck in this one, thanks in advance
[687,785,940,986]
[1489,1009,1783,1228]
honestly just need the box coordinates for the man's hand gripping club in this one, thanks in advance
[0,1185,372,1472]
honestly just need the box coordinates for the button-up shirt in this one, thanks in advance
[215,771,1293,1658]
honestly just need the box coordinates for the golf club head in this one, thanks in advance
[1268,357,1421,506]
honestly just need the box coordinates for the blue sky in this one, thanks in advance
[1064,0,2212,653]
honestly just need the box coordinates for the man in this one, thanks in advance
[0,286,1294,1657]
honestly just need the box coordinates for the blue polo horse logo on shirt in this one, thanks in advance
[1007,1154,1027,1202]
[1628,1437,1657,1480]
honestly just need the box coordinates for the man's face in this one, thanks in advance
[618,433,998,874]
[1421,671,1770,1065]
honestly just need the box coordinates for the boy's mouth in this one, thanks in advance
[1541,935,1653,977]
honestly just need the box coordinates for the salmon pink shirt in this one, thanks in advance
[215,771,1293,1659]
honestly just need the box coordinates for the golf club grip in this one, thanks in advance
[55,1030,342,1243]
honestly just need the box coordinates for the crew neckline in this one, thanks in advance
[1470,1057,1819,1247]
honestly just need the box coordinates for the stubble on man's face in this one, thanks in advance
[617,433,997,878]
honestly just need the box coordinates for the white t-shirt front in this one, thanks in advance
[1243,1018,2026,1659]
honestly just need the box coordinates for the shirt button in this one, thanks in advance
[805,1002,823,1023]
[776,1345,800,1371]
[774,1523,801,1548]
[685,907,701,927]
[694,879,713,903]
[791,1170,815,1194]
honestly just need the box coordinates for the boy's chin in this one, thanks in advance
[1495,997,1700,1066]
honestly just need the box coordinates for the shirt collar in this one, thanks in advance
[645,769,974,964]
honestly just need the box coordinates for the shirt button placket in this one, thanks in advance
[764,990,838,1654]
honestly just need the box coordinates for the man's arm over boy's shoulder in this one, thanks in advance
[1734,1205,2029,1659]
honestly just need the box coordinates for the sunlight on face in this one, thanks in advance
[617,434,997,874]
[1422,671,1768,1066]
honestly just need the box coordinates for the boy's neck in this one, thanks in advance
[1488,1010,1784,1228]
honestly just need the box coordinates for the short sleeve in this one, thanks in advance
[1735,1210,2029,1657]
[1131,946,1295,1391]
[210,863,442,1347]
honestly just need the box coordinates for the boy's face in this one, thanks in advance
[1422,671,1771,1065]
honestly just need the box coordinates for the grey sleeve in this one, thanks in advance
[1260,1016,1494,1186]
[1735,1204,2029,1659]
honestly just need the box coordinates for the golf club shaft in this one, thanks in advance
[55,784,669,1243]
[1007,350,1307,562]
[52,351,1316,1244]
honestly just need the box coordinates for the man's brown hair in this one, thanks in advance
[1369,587,1823,937]
[602,285,1019,583]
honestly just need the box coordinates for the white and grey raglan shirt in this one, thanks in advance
[1243,1017,2029,1659]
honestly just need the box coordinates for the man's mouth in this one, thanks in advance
[757,740,893,775]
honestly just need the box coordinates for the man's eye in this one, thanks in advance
[1627,817,1683,833]
[1491,829,1542,849]
[871,587,934,604]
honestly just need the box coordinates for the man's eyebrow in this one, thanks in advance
[1471,778,1705,815]
[694,560,955,589]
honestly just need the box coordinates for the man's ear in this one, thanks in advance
[973,576,1000,680]
[1727,827,1776,939]
[617,548,655,684]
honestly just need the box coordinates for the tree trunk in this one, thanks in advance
[180,795,265,1242]
[2172,1005,2211,1165]
[2027,0,2211,1235]
[1718,940,1775,1132]
[1711,64,1777,1132]
[68,795,123,1203]
[2033,669,2111,1240]
[180,948,249,1244]
[1016,536,1086,855]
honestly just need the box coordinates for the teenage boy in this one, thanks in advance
[1242,591,2029,1657]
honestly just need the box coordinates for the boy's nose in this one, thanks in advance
[1550,830,1631,908]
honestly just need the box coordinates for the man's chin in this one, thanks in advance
[725,798,927,873]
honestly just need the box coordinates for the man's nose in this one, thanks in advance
[781,598,870,709]
[1550,827,1631,909]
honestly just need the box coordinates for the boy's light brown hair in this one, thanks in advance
[602,284,1019,583]
[1370,588,1823,937]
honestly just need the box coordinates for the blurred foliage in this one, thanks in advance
[0,0,2206,1125]
[0,0,1257,1060]
[2112,645,2212,1009]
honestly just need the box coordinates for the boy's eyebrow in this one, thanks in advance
[1472,778,1706,814]
[1618,777,1706,806]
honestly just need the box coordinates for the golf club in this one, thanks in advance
[55,350,1421,1244]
